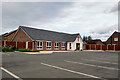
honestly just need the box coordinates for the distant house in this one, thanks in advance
[1,30,17,41]
[10,26,83,51]
[84,39,103,50]
[105,31,120,45]
[85,39,103,45]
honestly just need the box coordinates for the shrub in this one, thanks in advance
[32,49,39,52]
[17,48,31,52]
[2,46,15,52]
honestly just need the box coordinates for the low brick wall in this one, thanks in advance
[85,44,120,51]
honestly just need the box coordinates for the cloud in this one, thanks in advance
[90,24,118,41]
[2,2,118,41]
[104,4,118,13]
[2,2,72,32]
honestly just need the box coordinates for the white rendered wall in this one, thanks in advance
[67,35,83,50]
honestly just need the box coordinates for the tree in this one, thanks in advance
[88,35,92,40]
[83,36,88,41]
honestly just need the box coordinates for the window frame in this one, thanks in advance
[55,42,59,49]
[114,37,118,41]
[37,41,43,49]
[69,43,71,49]
[61,42,65,48]
[46,41,51,49]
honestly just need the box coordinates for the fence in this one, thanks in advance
[1,41,33,49]
[85,44,120,51]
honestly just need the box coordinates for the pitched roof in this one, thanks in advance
[86,39,102,44]
[20,26,80,42]
[2,30,17,37]
[106,31,120,42]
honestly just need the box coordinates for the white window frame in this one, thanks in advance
[69,43,71,49]
[114,38,118,41]
[55,42,59,49]
[62,42,65,48]
[46,41,51,49]
[37,41,43,49]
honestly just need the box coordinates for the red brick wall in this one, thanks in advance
[17,42,26,49]
[84,44,120,51]
[108,45,114,50]
[12,28,32,42]
[59,42,61,50]
[43,41,46,51]
[106,32,120,45]
[102,45,107,50]
[7,31,16,41]
[6,41,16,47]
[96,45,101,50]
[28,42,32,49]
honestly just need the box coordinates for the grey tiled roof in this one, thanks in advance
[20,26,80,42]
[2,30,17,37]
[86,39,102,44]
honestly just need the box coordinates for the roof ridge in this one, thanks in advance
[20,26,79,35]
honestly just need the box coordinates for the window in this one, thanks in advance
[69,43,71,49]
[62,43,65,48]
[114,38,118,41]
[46,42,51,49]
[37,41,42,49]
[55,42,59,49]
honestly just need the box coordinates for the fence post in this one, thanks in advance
[95,45,96,50]
[16,41,17,48]
[101,45,102,50]
[90,44,91,50]
[114,44,115,51]
[107,45,108,50]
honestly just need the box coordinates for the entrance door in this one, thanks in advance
[76,43,80,50]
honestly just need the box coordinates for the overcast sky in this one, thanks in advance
[2,1,118,41]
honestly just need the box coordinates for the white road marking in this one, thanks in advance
[1,67,22,80]
[64,60,119,71]
[41,62,106,79]
[93,57,118,62]
[83,59,118,65]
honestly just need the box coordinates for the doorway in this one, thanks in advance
[76,43,80,50]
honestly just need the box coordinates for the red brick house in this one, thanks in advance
[105,31,120,45]
[84,39,103,50]
[10,26,83,51]
[86,39,103,45]
[0,30,17,47]
[1,30,17,41]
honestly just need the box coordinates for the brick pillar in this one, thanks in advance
[95,45,96,50]
[59,42,61,50]
[65,42,67,50]
[43,41,46,51]
[90,44,91,50]
[16,41,17,48]
[114,44,115,51]
[52,42,54,50]
[107,45,108,50]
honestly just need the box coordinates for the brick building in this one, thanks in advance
[105,31,120,45]
[9,26,83,51]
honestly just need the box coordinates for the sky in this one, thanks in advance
[2,1,119,41]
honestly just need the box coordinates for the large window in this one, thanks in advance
[62,42,65,48]
[69,43,71,49]
[55,42,59,49]
[37,41,42,49]
[114,38,118,41]
[46,42,51,49]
